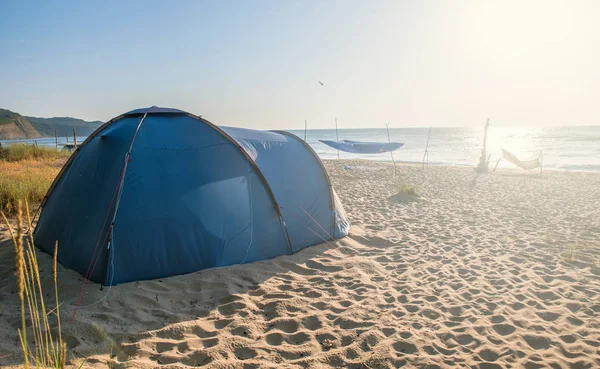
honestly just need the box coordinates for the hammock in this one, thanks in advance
[501,149,541,170]
[320,140,404,154]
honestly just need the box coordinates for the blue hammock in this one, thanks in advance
[320,140,404,154]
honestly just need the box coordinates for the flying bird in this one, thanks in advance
[318,81,324,86]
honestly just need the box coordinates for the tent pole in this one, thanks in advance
[335,117,339,160]
[422,127,431,170]
[386,123,396,176]
[304,120,307,141]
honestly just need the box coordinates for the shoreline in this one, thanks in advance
[325,158,600,175]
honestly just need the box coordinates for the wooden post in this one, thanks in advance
[55,129,58,149]
[422,127,431,170]
[73,127,77,149]
[304,120,307,141]
[483,118,490,157]
[386,123,397,176]
[335,117,339,160]
[477,118,491,172]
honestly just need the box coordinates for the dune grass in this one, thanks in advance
[1,200,66,368]
[0,145,68,215]
[0,144,70,162]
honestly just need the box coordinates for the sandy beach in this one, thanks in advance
[1,160,599,368]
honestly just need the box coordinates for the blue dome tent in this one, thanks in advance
[33,107,349,285]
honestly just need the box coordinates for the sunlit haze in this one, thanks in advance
[1,0,599,129]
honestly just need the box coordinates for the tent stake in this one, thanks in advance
[335,117,339,160]
[422,127,431,170]
[386,123,396,176]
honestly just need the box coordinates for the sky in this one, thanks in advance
[1,0,599,129]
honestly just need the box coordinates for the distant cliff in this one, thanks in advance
[0,109,40,140]
[0,108,103,140]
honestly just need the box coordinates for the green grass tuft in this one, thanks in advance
[397,183,419,197]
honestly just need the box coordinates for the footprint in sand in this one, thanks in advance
[404,304,420,313]
[279,349,310,360]
[492,323,516,336]
[333,317,374,330]
[392,341,418,355]
[181,351,212,366]
[213,318,234,329]
[287,332,311,345]
[477,363,503,369]
[234,347,258,360]
[268,318,299,333]
[559,334,577,344]
[266,331,311,346]
[201,338,219,348]
[478,348,500,361]
[230,326,253,338]
[301,315,323,331]
[155,341,175,353]
[566,302,581,313]
[420,308,441,320]
[523,335,551,350]
[535,311,561,322]
[192,326,218,339]
[345,348,360,359]
[266,333,284,346]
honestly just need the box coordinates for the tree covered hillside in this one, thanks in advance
[26,116,103,137]
[0,108,103,139]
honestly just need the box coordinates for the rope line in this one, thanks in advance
[298,205,335,241]
[75,240,115,309]
[308,227,337,248]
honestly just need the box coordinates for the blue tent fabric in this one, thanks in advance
[34,107,349,285]
[320,140,404,154]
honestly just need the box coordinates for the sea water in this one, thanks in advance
[2,126,599,172]
[289,126,600,172]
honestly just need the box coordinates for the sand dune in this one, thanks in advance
[1,160,599,368]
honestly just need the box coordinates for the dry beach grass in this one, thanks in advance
[1,160,599,368]
[0,145,68,215]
